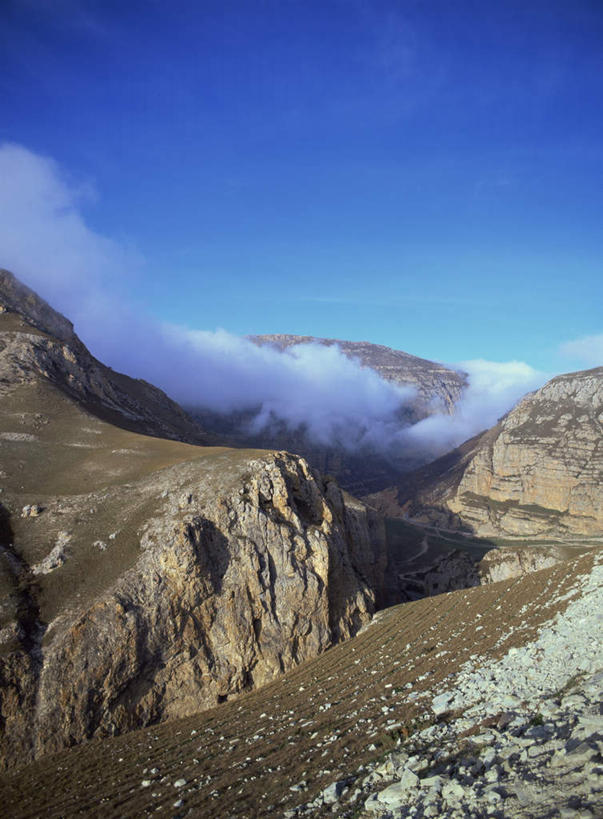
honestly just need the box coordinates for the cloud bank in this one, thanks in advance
[0,142,546,460]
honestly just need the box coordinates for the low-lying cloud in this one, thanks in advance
[0,142,548,462]
[399,359,547,460]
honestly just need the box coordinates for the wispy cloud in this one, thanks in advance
[0,142,142,348]
[399,359,548,459]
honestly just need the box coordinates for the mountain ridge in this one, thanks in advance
[367,365,603,537]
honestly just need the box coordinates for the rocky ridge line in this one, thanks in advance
[0,268,205,442]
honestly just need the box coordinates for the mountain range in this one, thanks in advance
[0,269,600,817]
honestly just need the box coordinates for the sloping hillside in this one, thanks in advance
[0,273,388,769]
[0,552,599,818]
[0,268,206,443]
[368,367,603,537]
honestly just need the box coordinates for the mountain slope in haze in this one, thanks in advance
[195,334,468,496]
[0,271,388,769]
[0,268,206,443]
[369,366,603,537]
[251,333,467,416]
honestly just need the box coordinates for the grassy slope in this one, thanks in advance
[0,378,269,640]
[0,553,596,818]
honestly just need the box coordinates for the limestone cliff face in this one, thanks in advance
[0,451,386,769]
[374,367,603,537]
[477,547,561,583]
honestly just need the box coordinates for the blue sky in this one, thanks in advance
[1,0,602,373]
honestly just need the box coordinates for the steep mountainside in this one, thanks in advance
[0,269,206,443]
[368,367,603,537]
[0,272,388,769]
[251,334,467,415]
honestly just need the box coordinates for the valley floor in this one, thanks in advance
[0,552,601,818]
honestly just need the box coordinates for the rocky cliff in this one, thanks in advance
[0,449,385,769]
[369,367,603,537]
[0,271,387,769]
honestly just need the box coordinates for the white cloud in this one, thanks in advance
[0,142,141,337]
[558,334,603,368]
[0,142,545,462]
[399,359,548,460]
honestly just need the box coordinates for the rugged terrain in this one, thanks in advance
[0,272,389,769]
[1,270,601,816]
[0,269,207,443]
[195,335,467,495]
[0,552,599,818]
[368,367,603,538]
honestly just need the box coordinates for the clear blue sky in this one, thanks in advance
[2,0,602,372]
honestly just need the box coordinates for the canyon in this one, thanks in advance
[0,269,600,818]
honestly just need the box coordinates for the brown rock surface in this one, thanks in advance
[0,271,387,770]
[368,367,603,537]
[0,448,385,769]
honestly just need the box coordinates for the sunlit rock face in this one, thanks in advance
[0,270,387,770]
[370,367,603,537]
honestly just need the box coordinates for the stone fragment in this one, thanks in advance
[432,692,455,716]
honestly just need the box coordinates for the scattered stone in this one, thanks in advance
[21,504,43,517]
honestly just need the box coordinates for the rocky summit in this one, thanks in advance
[369,366,603,538]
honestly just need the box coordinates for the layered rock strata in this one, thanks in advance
[370,367,603,537]
[0,451,386,769]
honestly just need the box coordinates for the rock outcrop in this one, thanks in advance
[0,271,387,769]
[369,367,603,537]
[0,450,386,769]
